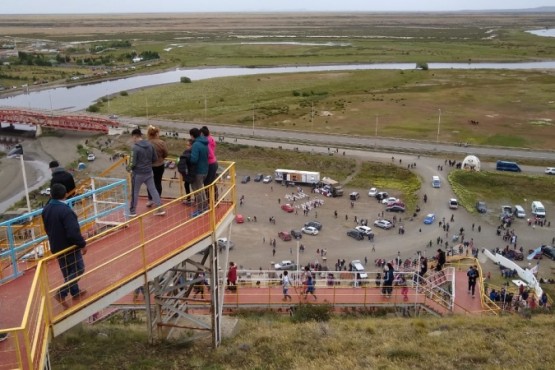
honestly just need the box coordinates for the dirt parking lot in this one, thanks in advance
[220,163,555,281]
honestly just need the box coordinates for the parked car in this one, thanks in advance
[347,229,365,240]
[541,245,555,260]
[301,226,319,235]
[368,187,378,197]
[40,187,51,196]
[545,167,555,175]
[281,204,295,213]
[423,213,436,225]
[351,260,368,279]
[278,231,292,241]
[263,175,273,183]
[448,198,459,209]
[349,192,360,201]
[241,175,251,184]
[254,173,264,182]
[275,260,297,270]
[87,153,96,161]
[476,201,487,213]
[304,220,323,230]
[374,219,393,229]
[217,238,235,251]
[235,214,244,224]
[376,191,389,200]
[355,225,373,236]
[386,205,405,212]
[291,229,303,239]
[382,197,399,205]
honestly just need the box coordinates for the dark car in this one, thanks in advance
[291,229,303,239]
[541,245,555,260]
[375,191,389,201]
[385,205,405,213]
[476,201,487,213]
[304,220,323,230]
[241,175,251,184]
[254,173,264,182]
[347,229,365,241]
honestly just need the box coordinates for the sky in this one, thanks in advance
[3,0,554,14]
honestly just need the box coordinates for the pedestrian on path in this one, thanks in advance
[467,265,479,298]
[282,271,292,301]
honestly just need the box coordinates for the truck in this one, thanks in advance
[316,177,344,197]
[274,169,320,185]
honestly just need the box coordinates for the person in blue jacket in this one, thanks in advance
[42,183,87,308]
[189,128,209,212]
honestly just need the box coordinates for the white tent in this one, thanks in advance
[462,155,481,171]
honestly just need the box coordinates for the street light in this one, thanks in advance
[8,144,31,213]
[252,103,255,136]
[436,109,441,143]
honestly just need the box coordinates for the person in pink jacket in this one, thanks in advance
[201,126,219,200]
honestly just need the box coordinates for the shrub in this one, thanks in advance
[120,91,128,96]
[290,303,332,323]
[180,76,192,83]
[86,104,100,113]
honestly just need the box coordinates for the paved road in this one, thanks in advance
[123,116,555,163]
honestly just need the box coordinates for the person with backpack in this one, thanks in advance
[467,265,479,298]
[177,139,195,205]
[189,128,209,213]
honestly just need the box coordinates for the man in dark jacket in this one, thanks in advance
[42,183,87,308]
[129,128,165,217]
[49,160,76,197]
[189,128,209,212]
[436,248,446,271]
[178,138,196,204]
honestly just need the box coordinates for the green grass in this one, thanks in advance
[103,68,555,149]
[349,162,421,212]
[449,170,555,212]
[50,313,555,369]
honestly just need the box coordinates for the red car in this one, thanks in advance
[281,203,295,213]
[278,231,292,241]
[235,214,244,224]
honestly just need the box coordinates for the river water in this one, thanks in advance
[2,61,555,111]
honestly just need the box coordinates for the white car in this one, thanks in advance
[217,238,235,251]
[546,167,555,175]
[355,225,373,236]
[374,219,394,229]
[381,197,399,204]
[40,188,51,196]
[351,260,368,279]
[368,187,378,197]
[87,153,96,161]
[301,226,319,235]
[263,175,273,183]
[449,198,459,209]
[274,260,297,271]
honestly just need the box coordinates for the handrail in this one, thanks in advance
[0,161,236,370]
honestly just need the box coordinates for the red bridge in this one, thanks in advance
[0,109,118,134]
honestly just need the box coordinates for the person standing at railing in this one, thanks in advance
[382,263,395,298]
[146,125,168,208]
[129,128,165,217]
[49,160,76,198]
[42,183,88,308]
[177,139,195,205]
[189,128,209,213]
[200,126,218,200]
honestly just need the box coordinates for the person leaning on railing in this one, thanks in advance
[42,183,88,308]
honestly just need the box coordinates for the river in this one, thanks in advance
[2,61,555,111]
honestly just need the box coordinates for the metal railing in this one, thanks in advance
[0,161,236,370]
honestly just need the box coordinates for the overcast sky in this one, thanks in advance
[3,1,553,14]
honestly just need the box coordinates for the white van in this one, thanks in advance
[432,176,441,188]
[513,205,526,218]
[531,201,546,218]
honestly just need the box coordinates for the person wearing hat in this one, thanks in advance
[49,160,76,197]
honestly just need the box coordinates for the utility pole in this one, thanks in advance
[252,103,255,136]
[311,102,314,130]
[437,109,441,143]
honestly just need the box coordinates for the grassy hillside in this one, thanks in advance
[51,311,555,369]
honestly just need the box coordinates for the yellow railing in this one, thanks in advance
[0,161,236,370]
